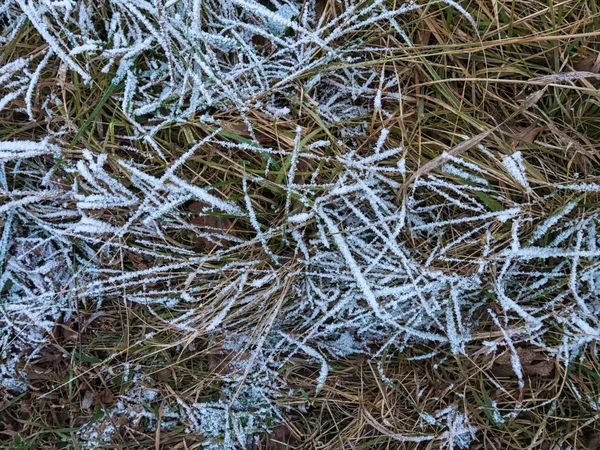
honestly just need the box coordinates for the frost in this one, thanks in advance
[1,0,600,446]
[489,401,505,426]
[288,212,313,224]
[79,341,283,449]
[502,151,531,193]
[437,406,478,449]
[529,202,578,244]
[0,139,59,161]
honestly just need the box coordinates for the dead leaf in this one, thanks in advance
[264,423,295,449]
[23,367,54,381]
[125,251,150,270]
[252,34,267,48]
[188,201,207,213]
[191,215,233,229]
[575,54,600,74]
[494,348,536,366]
[222,123,253,140]
[59,322,78,342]
[293,159,311,184]
[81,390,95,410]
[491,362,515,378]
[416,26,432,46]
[524,359,554,377]
[92,389,114,406]
[207,351,251,376]
[587,432,600,450]
[191,215,235,249]
[156,368,171,382]
[493,348,554,378]
[38,345,63,363]
[314,0,326,23]
[503,124,545,146]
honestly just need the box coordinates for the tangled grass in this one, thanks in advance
[1,0,600,448]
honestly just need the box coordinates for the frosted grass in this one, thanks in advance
[1,0,599,448]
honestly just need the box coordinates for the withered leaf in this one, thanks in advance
[23,368,54,381]
[524,360,554,377]
[502,123,545,146]
[192,215,235,250]
[92,388,115,406]
[265,423,295,450]
[156,368,171,382]
[207,351,251,376]
[252,34,267,48]
[493,348,554,378]
[587,433,600,450]
[491,363,516,378]
[188,201,207,213]
[494,348,536,366]
[191,215,233,230]
[293,159,311,184]
[60,322,78,342]
[575,55,600,74]
[39,345,63,363]
[81,390,95,410]
[125,251,150,270]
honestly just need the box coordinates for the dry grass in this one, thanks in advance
[1,0,600,448]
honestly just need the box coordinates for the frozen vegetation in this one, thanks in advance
[1,0,599,448]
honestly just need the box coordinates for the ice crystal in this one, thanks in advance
[1,0,599,448]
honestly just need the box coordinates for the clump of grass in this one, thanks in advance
[1,0,600,448]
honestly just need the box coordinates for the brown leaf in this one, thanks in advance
[505,124,545,146]
[81,390,95,410]
[59,322,78,342]
[524,360,554,377]
[24,365,55,381]
[416,26,432,46]
[38,345,63,363]
[494,348,534,366]
[265,423,295,449]
[314,0,326,22]
[156,368,171,382]
[575,55,600,74]
[191,215,233,229]
[252,34,267,48]
[125,251,150,270]
[222,123,253,140]
[207,351,251,376]
[192,215,235,250]
[493,348,554,378]
[207,353,220,373]
[491,363,515,378]
[188,201,207,213]
[293,159,312,184]
[587,433,600,450]
[92,389,115,406]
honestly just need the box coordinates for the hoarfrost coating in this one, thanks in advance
[1,0,599,448]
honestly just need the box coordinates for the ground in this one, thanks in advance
[1,0,600,449]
